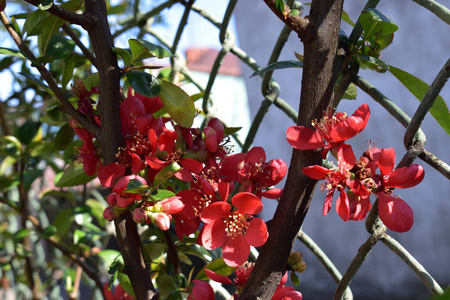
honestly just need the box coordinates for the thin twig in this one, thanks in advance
[298,231,353,300]
[411,0,450,25]
[62,23,98,68]
[0,11,101,140]
[381,233,444,296]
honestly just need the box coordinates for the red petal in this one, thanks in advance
[336,190,350,221]
[158,130,177,153]
[336,144,355,170]
[218,181,229,202]
[81,152,99,176]
[323,190,334,216]
[204,127,218,153]
[385,164,424,189]
[378,193,414,233]
[246,147,266,164]
[351,103,370,131]
[98,163,126,188]
[180,158,204,174]
[286,126,324,150]
[200,202,231,223]
[245,217,268,247]
[204,269,233,284]
[378,148,395,176]
[207,118,224,141]
[261,188,283,199]
[191,280,215,300]
[223,235,250,267]
[221,153,246,181]
[201,220,227,250]
[232,192,263,215]
[302,165,331,179]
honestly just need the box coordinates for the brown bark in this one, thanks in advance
[239,0,345,298]
[84,1,157,299]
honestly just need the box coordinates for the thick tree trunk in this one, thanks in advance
[239,0,344,298]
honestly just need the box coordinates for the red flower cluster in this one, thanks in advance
[71,83,288,267]
[287,104,424,232]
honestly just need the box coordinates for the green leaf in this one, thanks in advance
[251,60,303,77]
[41,225,57,239]
[112,47,132,66]
[23,9,48,36]
[38,0,53,10]
[86,199,107,228]
[151,162,181,191]
[73,229,86,244]
[46,34,76,60]
[54,123,75,150]
[151,189,176,202]
[0,47,28,60]
[290,272,300,285]
[389,65,450,136]
[60,0,84,11]
[342,10,355,27]
[275,0,284,13]
[143,243,166,261]
[0,136,22,156]
[20,72,55,96]
[126,70,161,97]
[23,169,44,190]
[41,15,65,55]
[17,121,40,145]
[343,82,357,100]
[97,250,121,268]
[194,258,235,281]
[124,179,149,194]
[360,8,398,40]
[62,54,75,90]
[14,229,31,243]
[224,127,242,136]
[156,274,175,299]
[55,163,96,187]
[159,80,195,128]
[128,39,173,64]
[53,208,74,237]
[117,273,136,298]
[356,54,389,73]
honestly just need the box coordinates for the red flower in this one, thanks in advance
[302,144,367,221]
[221,147,287,199]
[200,192,268,267]
[187,280,215,300]
[70,119,100,176]
[372,148,425,232]
[286,103,370,157]
[103,283,134,300]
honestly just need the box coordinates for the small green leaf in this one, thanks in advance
[73,229,86,244]
[290,272,300,285]
[23,169,44,190]
[290,9,299,16]
[55,163,96,187]
[389,65,450,136]
[342,10,355,27]
[113,47,132,66]
[356,54,389,73]
[159,80,195,128]
[124,179,149,194]
[14,229,31,243]
[343,82,357,100]
[143,243,166,261]
[251,60,303,77]
[275,0,285,13]
[126,70,161,97]
[38,0,53,10]
[360,8,398,40]
[97,250,121,268]
[224,127,242,136]
[41,225,57,239]
[54,123,75,150]
[60,0,84,11]
[46,34,76,60]
[20,72,55,96]
[62,54,75,90]
[53,208,74,237]
[156,274,175,299]
[151,162,181,191]
[0,47,28,60]
[117,273,136,298]
[128,39,173,64]
[151,189,176,202]
[41,15,65,55]
[194,258,235,281]
[86,199,107,228]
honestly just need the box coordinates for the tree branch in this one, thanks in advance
[23,0,91,27]
[411,0,450,25]
[240,0,345,298]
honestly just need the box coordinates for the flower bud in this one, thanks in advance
[103,207,116,221]
[149,212,171,230]
[0,0,5,12]
[106,193,118,207]
[294,261,307,273]
[116,195,135,208]
[132,208,148,223]
[158,196,184,214]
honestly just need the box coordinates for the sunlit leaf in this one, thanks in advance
[342,9,355,27]
[41,225,57,239]
[151,162,181,191]
[194,258,235,281]
[150,189,176,202]
[389,65,450,136]
[41,15,65,55]
[113,47,132,66]
[128,39,173,64]
[360,8,398,40]
[23,9,48,36]
[159,80,195,128]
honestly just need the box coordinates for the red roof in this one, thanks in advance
[186,48,242,76]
